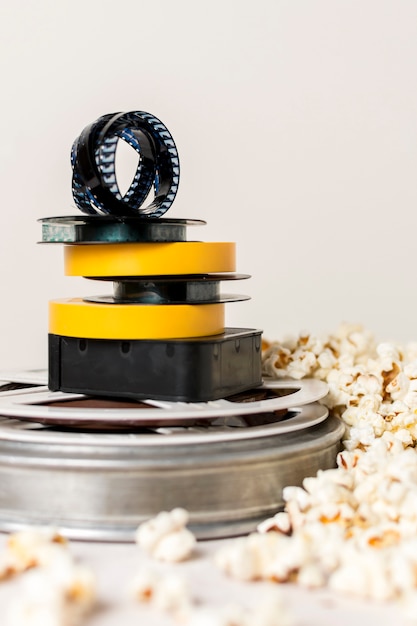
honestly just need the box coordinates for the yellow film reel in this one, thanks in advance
[49,298,225,340]
[64,242,236,277]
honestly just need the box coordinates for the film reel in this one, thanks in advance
[39,216,205,244]
[49,299,225,339]
[86,274,250,304]
[0,402,343,540]
[71,111,179,217]
[0,379,329,427]
[63,242,236,277]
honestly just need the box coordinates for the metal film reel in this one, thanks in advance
[39,216,205,244]
[0,374,342,540]
[0,379,329,427]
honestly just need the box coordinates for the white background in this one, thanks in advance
[0,0,416,370]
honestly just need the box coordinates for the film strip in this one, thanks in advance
[71,111,179,217]
[43,110,264,401]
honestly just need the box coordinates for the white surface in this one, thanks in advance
[0,534,409,625]
[1,0,417,370]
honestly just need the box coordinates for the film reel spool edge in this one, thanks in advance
[39,216,206,244]
[49,298,226,339]
[63,241,236,276]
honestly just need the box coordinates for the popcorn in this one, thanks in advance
[130,567,191,619]
[257,512,292,535]
[128,566,294,626]
[0,528,67,580]
[135,508,196,562]
[214,415,417,602]
[0,528,95,625]
[214,532,284,581]
[327,551,394,601]
[296,563,326,588]
[6,572,69,626]
[129,567,160,603]
[6,565,95,626]
[262,323,417,447]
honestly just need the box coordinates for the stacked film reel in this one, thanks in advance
[0,372,344,540]
[42,111,262,401]
[0,111,344,540]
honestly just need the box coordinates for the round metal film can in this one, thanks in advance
[0,409,344,541]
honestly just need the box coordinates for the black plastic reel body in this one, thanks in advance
[49,329,263,402]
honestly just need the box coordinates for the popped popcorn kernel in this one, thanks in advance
[5,555,96,626]
[130,567,192,619]
[366,528,401,549]
[214,532,284,582]
[129,567,160,603]
[0,528,68,581]
[257,512,292,535]
[135,508,196,562]
[222,321,417,603]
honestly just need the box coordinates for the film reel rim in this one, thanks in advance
[63,241,236,276]
[38,216,206,244]
[98,275,251,304]
[0,379,329,426]
[85,273,251,282]
[0,402,329,445]
[49,298,226,339]
[38,216,206,224]
[83,293,251,305]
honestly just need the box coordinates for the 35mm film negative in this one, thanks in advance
[71,111,179,218]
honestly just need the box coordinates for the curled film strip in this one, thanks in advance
[71,111,179,217]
